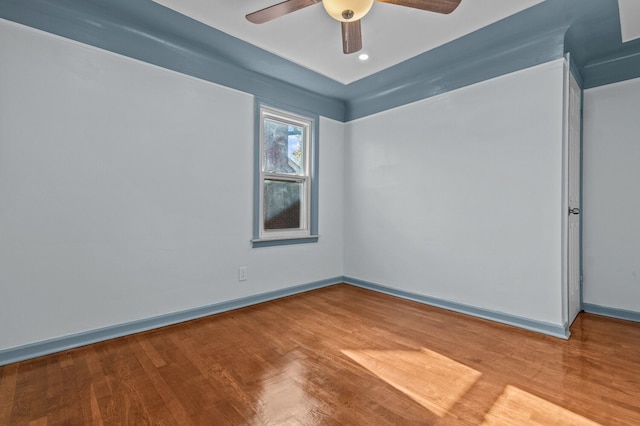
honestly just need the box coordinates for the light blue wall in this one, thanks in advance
[582,77,640,318]
[344,60,567,329]
[0,20,345,354]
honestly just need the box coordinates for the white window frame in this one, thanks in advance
[253,102,318,247]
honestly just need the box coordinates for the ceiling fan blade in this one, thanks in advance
[376,0,461,14]
[246,0,321,24]
[342,20,363,54]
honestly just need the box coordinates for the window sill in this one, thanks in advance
[252,235,319,248]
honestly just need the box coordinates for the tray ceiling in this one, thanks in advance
[153,0,545,84]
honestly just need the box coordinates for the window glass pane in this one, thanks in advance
[263,119,304,175]
[263,180,302,230]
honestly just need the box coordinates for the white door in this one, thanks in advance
[567,71,582,325]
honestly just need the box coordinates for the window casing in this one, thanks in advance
[253,102,319,247]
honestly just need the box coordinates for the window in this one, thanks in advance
[253,102,319,247]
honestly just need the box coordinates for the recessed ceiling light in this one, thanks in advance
[358,53,369,61]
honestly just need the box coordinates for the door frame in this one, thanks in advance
[562,53,584,329]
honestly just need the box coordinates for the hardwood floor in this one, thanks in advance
[1,284,639,425]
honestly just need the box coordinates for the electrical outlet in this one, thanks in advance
[238,266,248,281]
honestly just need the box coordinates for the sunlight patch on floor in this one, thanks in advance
[481,385,601,425]
[253,359,326,425]
[342,348,481,416]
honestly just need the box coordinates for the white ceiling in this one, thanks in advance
[619,0,640,43]
[153,0,544,84]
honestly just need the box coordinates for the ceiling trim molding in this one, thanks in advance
[2,0,640,122]
[0,0,347,121]
[344,24,568,121]
[582,49,640,89]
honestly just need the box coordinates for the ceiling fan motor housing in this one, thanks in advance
[323,0,374,22]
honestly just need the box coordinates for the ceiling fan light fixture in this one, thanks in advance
[322,0,374,22]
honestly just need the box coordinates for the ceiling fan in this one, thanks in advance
[246,0,462,54]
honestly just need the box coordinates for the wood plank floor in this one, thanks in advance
[1,284,639,425]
